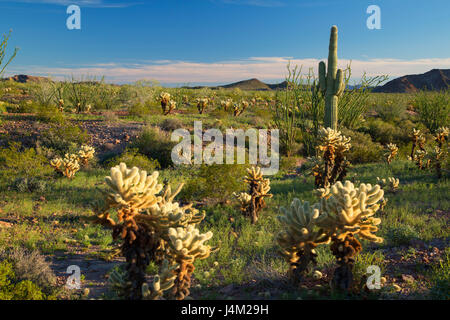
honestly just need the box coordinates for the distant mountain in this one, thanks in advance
[219,78,272,91]
[373,69,450,93]
[2,74,50,83]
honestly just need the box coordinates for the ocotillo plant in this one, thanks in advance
[319,26,345,130]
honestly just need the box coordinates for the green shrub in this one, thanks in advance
[36,104,65,124]
[131,126,176,168]
[38,124,89,156]
[373,103,406,123]
[11,177,48,193]
[0,260,47,300]
[128,102,152,117]
[105,148,160,171]
[160,118,184,132]
[180,163,248,204]
[0,142,53,185]
[414,90,449,133]
[428,250,449,299]
[341,128,383,164]
[384,224,419,247]
[360,119,416,146]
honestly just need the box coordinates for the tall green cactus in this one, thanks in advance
[319,26,345,130]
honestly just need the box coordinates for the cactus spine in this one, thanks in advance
[319,26,345,130]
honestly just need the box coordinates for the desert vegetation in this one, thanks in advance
[0,27,448,301]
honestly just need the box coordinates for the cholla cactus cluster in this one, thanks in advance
[233,100,249,117]
[196,98,209,114]
[166,225,214,299]
[160,92,176,115]
[50,153,80,179]
[50,145,95,179]
[90,163,214,300]
[220,98,233,112]
[377,177,400,192]
[77,145,95,166]
[410,127,448,178]
[311,127,351,188]
[276,199,330,283]
[410,128,426,163]
[235,166,273,224]
[384,143,398,164]
[277,180,385,291]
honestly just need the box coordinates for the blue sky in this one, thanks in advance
[1,0,449,85]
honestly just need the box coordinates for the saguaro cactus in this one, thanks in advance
[319,26,345,130]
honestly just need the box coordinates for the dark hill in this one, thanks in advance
[219,78,272,91]
[373,69,449,93]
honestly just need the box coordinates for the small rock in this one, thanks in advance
[401,274,414,283]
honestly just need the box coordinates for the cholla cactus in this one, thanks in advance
[160,92,171,113]
[104,163,163,216]
[141,259,178,300]
[377,177,400,192]
[312,127,351,188]
[77,145,95,166]
[238,167,273,224]
[410,128,425,160]
[435,127,449,146]
[196,98,209,114]
[220,98,233,111]
[50,153,80,179]
[384,143,398,164]
[90,163,213,300]
[58,99,64,112]
[317,181,384,290]
[233,100,249,117]
[167,225,213,300]
[233,192,251,207]
[276,199,330,283]
[277,180,385,291]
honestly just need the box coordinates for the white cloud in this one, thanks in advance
[6,56,450,84]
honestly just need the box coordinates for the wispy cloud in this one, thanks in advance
[6,56,450,84]
[0,0,140,8]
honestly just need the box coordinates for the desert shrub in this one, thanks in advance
[160,118,184,132]
[131,126,176,168]
[38,124,89,156]
[279,156,298,174]
[360,119,416,146]
[414,90,449,133]
[428,250,449,299]
[4,248,56,290]
[11,177,47,193]
[384,224,419,247]
[36,104,65,124]
[128,102,152,117]
[341,128,383,164]
[0,142,53,185]
[373,103,407,123]
[180,163,248,204]
[14,100,40,113]
[105,148,160,171]
[0,260,50,300]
